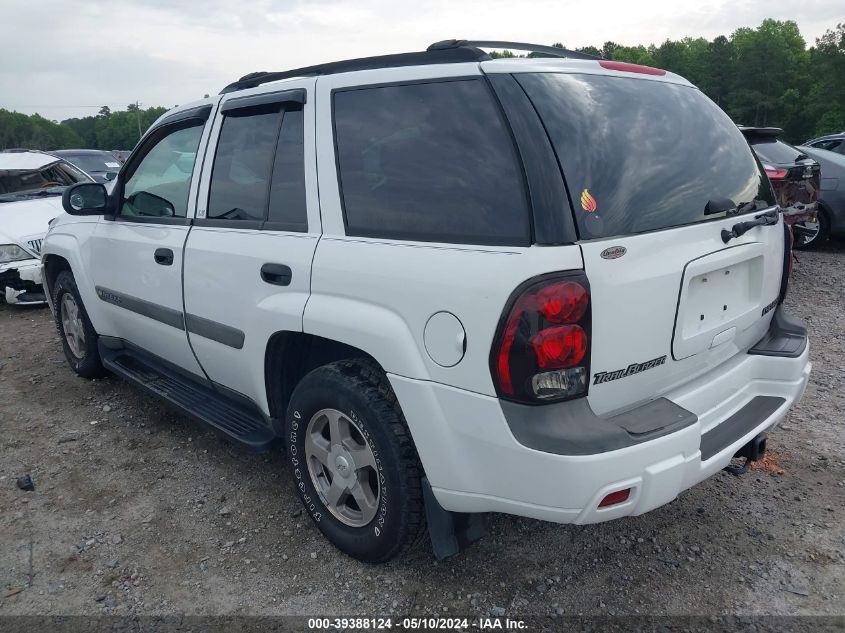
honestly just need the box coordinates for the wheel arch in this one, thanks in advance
[816,199,833,225]
[264,331,380,421]
[41,229,107,333]
[42,253,73,299]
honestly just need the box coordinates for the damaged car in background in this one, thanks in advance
[0,150,92,304]
[739,126,821,248]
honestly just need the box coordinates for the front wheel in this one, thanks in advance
[284,360,425,563]
[52,270,105,378]
[793,210,830,250]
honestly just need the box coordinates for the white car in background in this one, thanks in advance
[0,150,92,304]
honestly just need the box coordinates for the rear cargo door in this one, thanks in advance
[516,70,784,415]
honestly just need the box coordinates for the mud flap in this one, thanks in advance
[422,477,489,559]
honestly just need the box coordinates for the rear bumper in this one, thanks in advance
[391,318,810,524]
[0,259,46,305]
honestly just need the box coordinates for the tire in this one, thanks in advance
[284,359,425,563]
[52,270,105,378]
[793,209,830,250]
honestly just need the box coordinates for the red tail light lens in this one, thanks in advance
[764,165,788,180]
[598,488,631,508]
[531,325,587,368]
[491,272,591,403]
[535,281,588,323]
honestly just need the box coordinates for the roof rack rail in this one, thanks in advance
[427,39,601,61]
[220,46,489,94]
[219,39,600,94]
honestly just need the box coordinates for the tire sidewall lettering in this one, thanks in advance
[349,407,389,537]
[287,403,391,535]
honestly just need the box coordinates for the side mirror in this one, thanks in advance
[104,171,117,181]
[62,182,108,216]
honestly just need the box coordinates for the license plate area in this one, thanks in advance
[673,245,766,360]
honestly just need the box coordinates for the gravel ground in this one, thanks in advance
[0,240,843,620]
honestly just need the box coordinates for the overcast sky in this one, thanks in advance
[1,0,841,122]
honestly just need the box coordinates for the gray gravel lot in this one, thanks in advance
[0,240,843,619]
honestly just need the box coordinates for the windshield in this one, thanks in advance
[58,152,121,173]
[0,161,91,202]
[516,73,775,240]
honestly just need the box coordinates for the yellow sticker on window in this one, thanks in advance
[580,188,597,212]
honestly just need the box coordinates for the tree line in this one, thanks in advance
[1,19,842,151]
[0,104,168,151]
[501,19,844,144]
[588,19,843,143]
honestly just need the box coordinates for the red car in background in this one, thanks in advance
[739,127,821,249]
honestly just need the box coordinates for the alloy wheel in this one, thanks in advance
[304,408,380,527]
[60,293,86,359]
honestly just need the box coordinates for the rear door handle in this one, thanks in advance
[154,248,174,266]
[260,263,292,286]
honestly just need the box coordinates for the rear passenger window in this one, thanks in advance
[207,103,308,231]
[333,79,530,246]
[208,106,280,222]
[267,107,307,231]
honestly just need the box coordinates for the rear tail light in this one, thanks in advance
[491,273,591,403]
[763,164,788,180]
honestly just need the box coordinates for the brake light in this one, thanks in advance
[598,60,666,76]
[531,326,587,368]
[763,164,788,180]
[491,273,591,403]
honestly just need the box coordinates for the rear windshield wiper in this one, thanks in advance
[705,198,767,217]
[721,209,779,243]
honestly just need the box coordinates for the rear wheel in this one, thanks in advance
[52,270,105,378]
[283,359,425,563]
[793,209,830,249]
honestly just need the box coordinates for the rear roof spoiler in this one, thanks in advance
[738,126,784,138]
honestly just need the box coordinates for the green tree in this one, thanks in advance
[806,23,845,137]
[0,109,81,150]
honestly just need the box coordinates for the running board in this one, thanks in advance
[99,343,276,453]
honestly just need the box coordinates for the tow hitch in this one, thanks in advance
[723,433,768,476]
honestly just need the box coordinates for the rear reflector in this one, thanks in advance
[598,60,666,76]
[598,488,631,508]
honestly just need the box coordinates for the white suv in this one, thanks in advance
[41,41,811,563]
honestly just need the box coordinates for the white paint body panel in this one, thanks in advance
[89,220,203,374]
[182,227,317,408]
[306,238,583,393]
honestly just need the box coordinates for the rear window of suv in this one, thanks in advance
[748,139,806,165]
[517,73,774,240]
